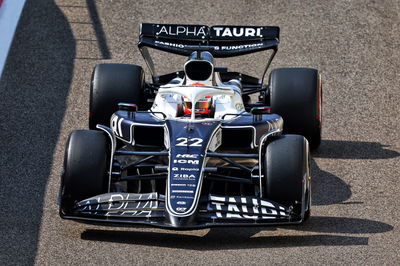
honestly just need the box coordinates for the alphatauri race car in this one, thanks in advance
[59,24,322,229]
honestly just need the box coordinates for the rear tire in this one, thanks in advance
[89,63,145,129]
[60,130,110,213]
[269,68,322,149]
[264,135,311,220]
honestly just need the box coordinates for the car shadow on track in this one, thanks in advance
[310,139,399,206]
[311,159,352,205]
[81,215,392,249]
[0,0,75,264]
[313,139,399,160]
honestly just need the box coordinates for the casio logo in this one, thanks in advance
[212,27,263,37]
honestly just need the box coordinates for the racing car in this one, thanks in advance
[59,24,322,229]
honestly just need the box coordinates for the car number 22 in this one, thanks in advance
[176,137,203,147]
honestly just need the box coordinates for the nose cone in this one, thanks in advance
[165,119,221,218]
[166,212,198,228]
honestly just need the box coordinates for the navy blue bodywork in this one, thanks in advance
[110,110,282,147]
[60,110,312,229]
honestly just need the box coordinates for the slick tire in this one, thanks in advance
[269,68,322,149]
[89,63,145,129]
[60,130,109,213]
[264,134,311,220]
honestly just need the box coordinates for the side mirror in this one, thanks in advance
[251,106,271,115]
[118,103,138,111]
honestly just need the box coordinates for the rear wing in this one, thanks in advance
[138,23,279,80]
[139,23,279,58]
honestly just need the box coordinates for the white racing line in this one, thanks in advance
[0,0,26,79]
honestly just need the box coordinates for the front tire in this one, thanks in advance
[264,134,311,220]
[269,68,322,149]
[60,130,110,213]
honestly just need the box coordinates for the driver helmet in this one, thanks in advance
[182,95,213,117]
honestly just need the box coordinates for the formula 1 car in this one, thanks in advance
[59,24,322,229]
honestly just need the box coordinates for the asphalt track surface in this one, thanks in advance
[0,0,399,265]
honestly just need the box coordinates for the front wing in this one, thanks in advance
[60,192,304,229]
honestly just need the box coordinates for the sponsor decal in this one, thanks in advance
[173,154,200,165]
[179,167,200,172]
[173,159,200,165]
[209,196,288,219]
[235,103,244,111]
[172,190,194,194]
[171,183,187,187]
[221,43,263,51]
[155,40,185,48]
[201,122,213,126]
[212,27,263,37]
[110,115,135,144]
[173,173,196,179]
[176,154,199,158]
[156,25,207,37]
[153,41,264,52]
[111,115,123,137]
[175,195,194,199]
[77,193,159,217]
[172,174,196,181]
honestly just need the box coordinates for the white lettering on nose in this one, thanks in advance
[212,202,223,211]
[252,198,259,214]
[227,204,240,212]
[108,194,124,210]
